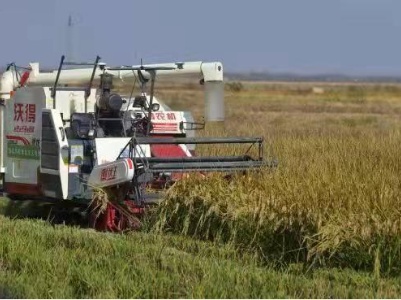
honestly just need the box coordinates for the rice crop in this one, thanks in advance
[150,81,401,275]
[152,130,401,274]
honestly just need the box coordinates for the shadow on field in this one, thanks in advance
[0,198,89,228]
[0,287,13,299]
[0,287,15,299]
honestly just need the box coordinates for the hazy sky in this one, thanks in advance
[0,0,400,75]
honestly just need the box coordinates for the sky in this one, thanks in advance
[0,0,400,76]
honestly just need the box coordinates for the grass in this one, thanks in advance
[1,212,401,298]
[2,80,401,297]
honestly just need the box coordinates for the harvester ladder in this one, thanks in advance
[51,55,101,112]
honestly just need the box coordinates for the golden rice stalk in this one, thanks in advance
[90,187,110,218]
[89,185,141,230]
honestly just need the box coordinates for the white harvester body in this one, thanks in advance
[2,84,196,200]
[4,87,95,197]
[0,58,225,200]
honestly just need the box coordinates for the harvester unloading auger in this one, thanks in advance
[0,55,275,231]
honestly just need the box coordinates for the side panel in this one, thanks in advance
[88,158,134,188]
[4,87,46,195]
[39,109,69,199]
[67,139,94,200]
[150,111,184,134]
[94,138,150,166]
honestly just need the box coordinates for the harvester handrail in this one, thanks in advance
[147,160,267,172]
[133,155,254,163]
[132,136,265,162]
[133,137,264,145]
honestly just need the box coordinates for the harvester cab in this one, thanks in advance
[0,55,275,231]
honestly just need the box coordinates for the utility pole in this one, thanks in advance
[66,14,74,63]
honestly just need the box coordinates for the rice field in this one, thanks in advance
[153,81,401,275]
[2,80,401,297]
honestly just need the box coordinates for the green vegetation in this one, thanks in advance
[1,214,401,298]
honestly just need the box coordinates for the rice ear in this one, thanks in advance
[90,187,111,218]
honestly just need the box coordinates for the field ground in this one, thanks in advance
[2,81,401,297]
[1,199,401,298]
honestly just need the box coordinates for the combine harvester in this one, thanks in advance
[0,55,272,231]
